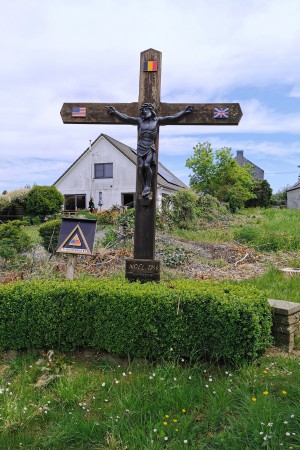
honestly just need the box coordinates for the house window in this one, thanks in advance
[64,194,86,211]
[94,163,113,179]
[122,193,135,209]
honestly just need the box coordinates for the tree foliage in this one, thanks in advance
[186,142,256,211]
[246,180,273,208]
[0,221,32,260]
[25,186,64,217]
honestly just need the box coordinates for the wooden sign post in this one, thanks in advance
[61,48,242,282]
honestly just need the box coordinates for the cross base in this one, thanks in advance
[125,259,160,283]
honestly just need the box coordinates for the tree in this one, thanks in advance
[186,142,256,212]
[25,186,64,217]
[245,180,273,208]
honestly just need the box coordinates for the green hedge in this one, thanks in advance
[0,279,272,363]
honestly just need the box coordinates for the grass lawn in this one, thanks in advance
[0,351,299,449]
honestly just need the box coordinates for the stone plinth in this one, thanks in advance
[268,299,300,352]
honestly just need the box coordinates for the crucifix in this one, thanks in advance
[60,48,242,282]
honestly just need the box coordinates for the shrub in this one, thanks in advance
[25,186,64,217]
[39,219,62,253]
[170,189,198,229]
[0,221,32,260]
[0,279,272,363]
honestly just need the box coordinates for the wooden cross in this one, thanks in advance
[60,48,242,282]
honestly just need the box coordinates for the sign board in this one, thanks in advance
[56,217,97,255]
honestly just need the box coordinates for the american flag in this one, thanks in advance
[213,107,229,119]
[71,107,86,117]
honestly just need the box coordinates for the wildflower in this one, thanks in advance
[165,415,169,419]
[175,428,179,432]
[282,390,287,395]
[284,421,288,424]
[184,440,188,444]
[290,414,295,418]
[263,391,269,396]
[153,429,157,433]
[263,370,268,374]
[174,377,177,381]
[267,423,273,427]
[149,376,153,380]
[286,432,291,436]
[122,372,126,376]
[163,421,168,426]
[228,388,232,393]
[182,408,187,413]
[164,436,168,441]
[101,382,106,387]
[205,384,209,388]
[188,376,192,380]
[115,380,120,384]
[173,419,178,423]
[251,397,257,402]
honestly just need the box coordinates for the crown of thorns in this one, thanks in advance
[140,103,155,112]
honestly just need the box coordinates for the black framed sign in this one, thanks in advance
[56,217,97,255]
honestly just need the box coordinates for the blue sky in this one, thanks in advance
[1,0,300,194]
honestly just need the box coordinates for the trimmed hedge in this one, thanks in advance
[0,279,272,363]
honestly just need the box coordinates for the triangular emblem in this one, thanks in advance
[56,224,91,255]
[69,233,81,247]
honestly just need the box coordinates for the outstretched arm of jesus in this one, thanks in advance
[105,106,139,125]
[158,105,194,125]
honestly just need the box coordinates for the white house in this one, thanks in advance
[287,180,300,209]
[54,134,187,211]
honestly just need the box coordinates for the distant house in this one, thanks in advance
[287,180,300,209]
[54,134,187,211]
[234,150,264,180]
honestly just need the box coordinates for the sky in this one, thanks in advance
[1,0,300,195]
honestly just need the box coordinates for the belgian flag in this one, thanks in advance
[143,61,158,72]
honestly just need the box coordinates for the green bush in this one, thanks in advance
[0,279,272,363]
[39,219,62,253]
[0,221,32,260]
[25,186,64,217]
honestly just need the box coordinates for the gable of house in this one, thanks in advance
[54,134,187,211]
[235,150,264,180]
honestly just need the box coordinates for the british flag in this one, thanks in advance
[213,107,229,119]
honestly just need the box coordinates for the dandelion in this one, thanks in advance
[165,415,169,419]
[173,419,178,423]
[164,436,168,441]
[263,370,268,374]
[182,408,187,413]
[263,391,269,396]
[251,397,257,402]
[282,390,287,395]
[175,428,179,432]
[163,421,168,426]
[184,439,188,444]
